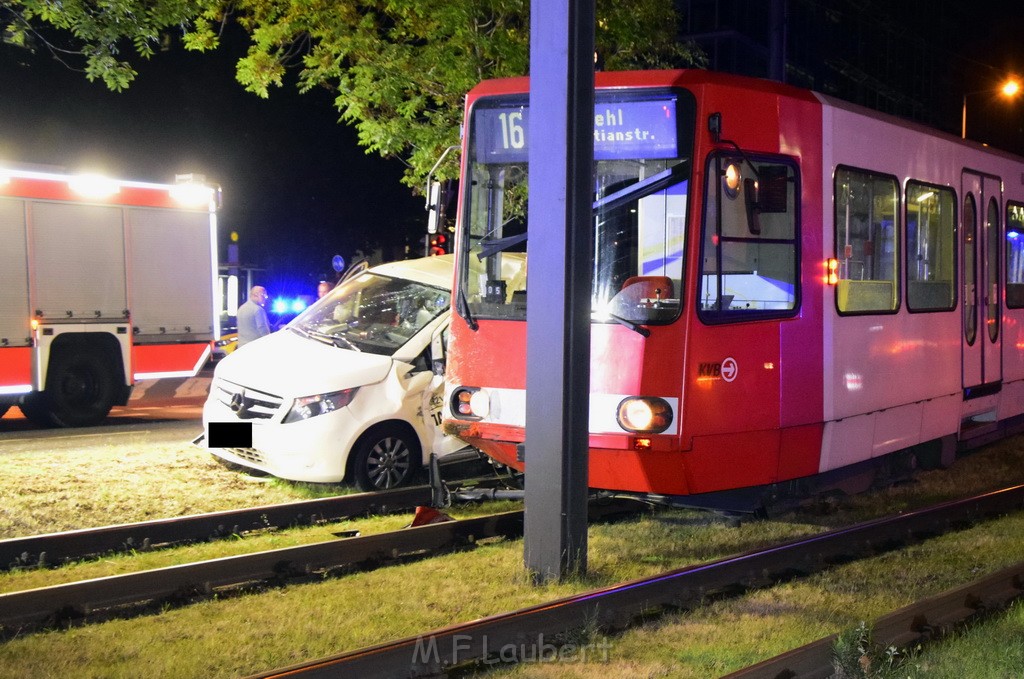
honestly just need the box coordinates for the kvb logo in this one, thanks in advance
[697,357,739,382]
[698,362,720,378]
[720,357,738,382]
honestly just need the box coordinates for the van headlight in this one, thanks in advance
[283,388,359,423]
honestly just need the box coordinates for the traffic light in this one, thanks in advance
[428,233,448,256]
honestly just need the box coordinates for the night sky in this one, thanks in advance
[3,3,1024,292]
[0,28,424,293]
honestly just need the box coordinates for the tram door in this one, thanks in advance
[961,170,1003,391]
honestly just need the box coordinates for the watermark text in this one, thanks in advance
[412,632,612,667]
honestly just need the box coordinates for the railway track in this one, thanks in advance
[722,562,1024,678]
[0,471,519,570]
[244,484,1024,679]
[0,496,643,636]
[0,485,435,570]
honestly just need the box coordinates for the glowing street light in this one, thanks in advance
[962,77,1022,139]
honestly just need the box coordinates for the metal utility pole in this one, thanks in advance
[523,0,595,583]
[769,0,788,83]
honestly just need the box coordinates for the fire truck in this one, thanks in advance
[0,165,219,427]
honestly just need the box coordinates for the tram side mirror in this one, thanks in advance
[744,178,762,235]
[744,166,789,235]
[707,112,722,143]
[426,180,444,235]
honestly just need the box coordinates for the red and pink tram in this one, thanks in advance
[441,69,1024,509]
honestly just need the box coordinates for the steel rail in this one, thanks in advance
[246,484,1024,679]
[0,486,434,570]
[0,511,524,635]
[721,561,1024,678]
[0,499,642,635]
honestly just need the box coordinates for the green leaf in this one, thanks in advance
[2,0,703,189]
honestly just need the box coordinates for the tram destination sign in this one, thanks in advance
[474,95,680,164]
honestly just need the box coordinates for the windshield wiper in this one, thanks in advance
[475,162,689,261]
[603,313,650,337]
[591,160,691,214]
[457,288,478,331]
[477,231,528,260]
[306,329,362,352]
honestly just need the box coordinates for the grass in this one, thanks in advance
[907,599,1024,678]
[1,432,1023,677]
[0,500,524,595]
[0,432,352,539]
[2,506,1022,678]
[0,509,808,678]
[472,512,1024,678]
[833,621,920,678]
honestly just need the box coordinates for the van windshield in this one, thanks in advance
[288,273,450,356]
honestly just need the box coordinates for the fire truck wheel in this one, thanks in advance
[351,424,421,492]
[45,350,117,427]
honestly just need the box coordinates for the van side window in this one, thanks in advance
[906,182,956,311]
[409,348,430,373]
[835,167,899,314]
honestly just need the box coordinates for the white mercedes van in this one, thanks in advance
[202,255,467,490]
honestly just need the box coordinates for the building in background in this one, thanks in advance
[679,0,1022,152]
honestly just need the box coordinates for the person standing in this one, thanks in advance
[237,285,271,348]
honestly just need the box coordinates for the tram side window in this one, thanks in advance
[1008,202,1024,308]
[834,167,899,314]
[906,182,956,311]
[699,153,798,321]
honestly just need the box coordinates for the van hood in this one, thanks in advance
[214,329,394,397]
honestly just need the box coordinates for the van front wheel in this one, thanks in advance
[351,425,420,491]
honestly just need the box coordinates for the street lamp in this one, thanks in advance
[962,77,1022,139]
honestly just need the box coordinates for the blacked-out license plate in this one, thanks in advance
[207,421,252,448]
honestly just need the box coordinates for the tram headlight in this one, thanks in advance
[283,387,359,423]
[450,386,489,420]
[616,396,673,434]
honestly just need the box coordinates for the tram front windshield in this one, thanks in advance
[459,89,696,325]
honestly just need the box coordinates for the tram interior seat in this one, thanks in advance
[1009,283,1024,308]
[621,275,673,303]
[908,281,953,309]
[837,279,894,312]
[610,276,676,321]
